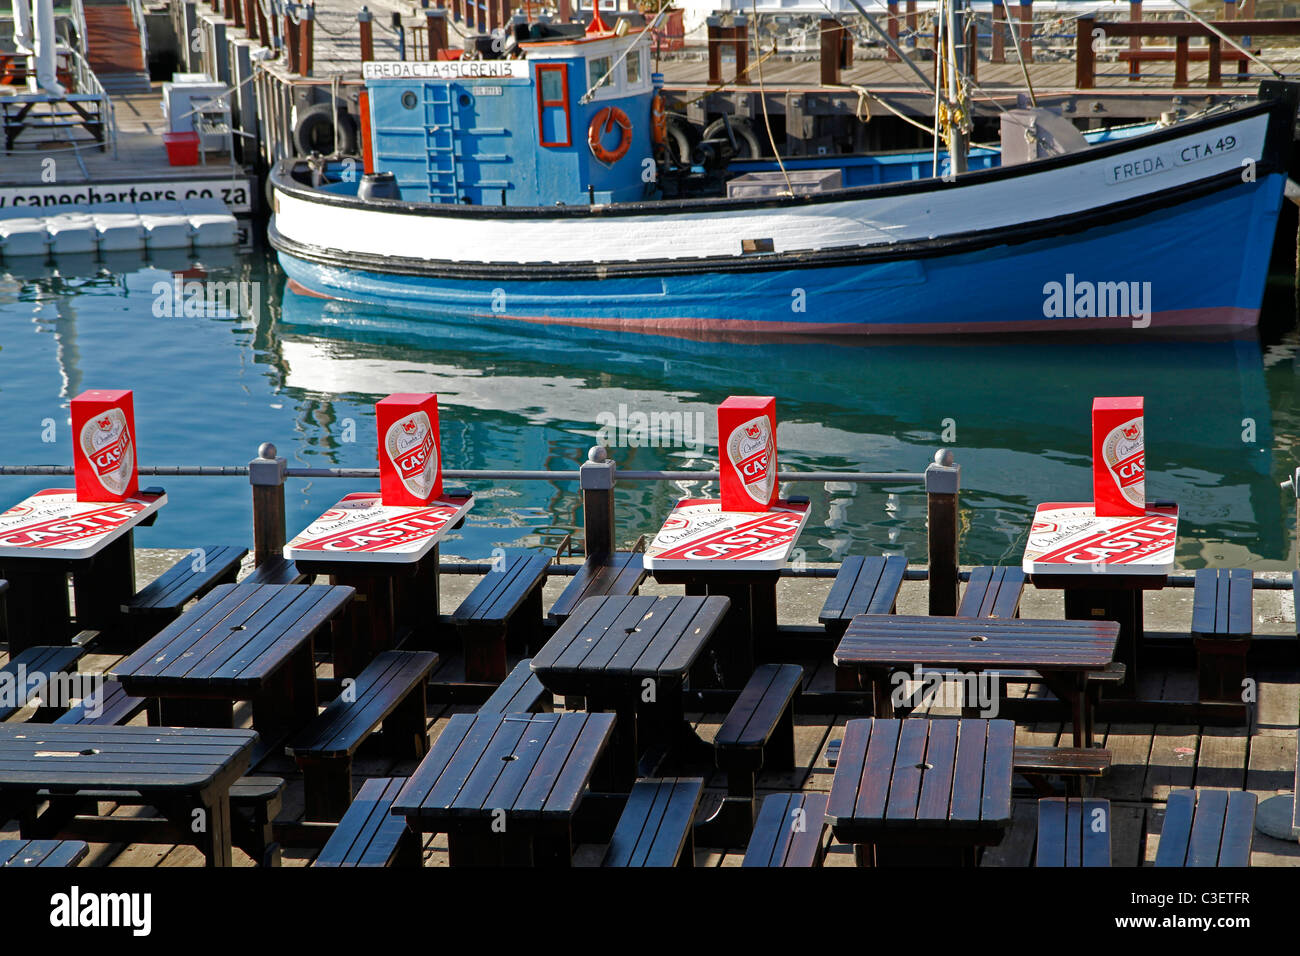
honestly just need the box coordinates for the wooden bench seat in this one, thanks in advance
[819,554,906,640]
[452,550,550,682]
[242,557,308,585]
[742,792,829,867]
[1036,796,1111,866]
[53,678,151,727]
[1155,788,1256,866]
[0,839,88,868]
[122,545,247,642]
[959,566,1025,619]
[312,776,423,868]
[548,551,647,625]
[603,777,704,867]
[1191,568,1252,706]
[477,658,552,714]
[698,663,802,844]
[286,650,438,822]
[24,777,286,866]
[827,739,1112,797]
[0,644,88,721]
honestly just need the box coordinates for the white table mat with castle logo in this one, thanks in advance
[0,488,167,560]
[286,491,473,564]
[1021,501,1178,576]
[643,498,811,572]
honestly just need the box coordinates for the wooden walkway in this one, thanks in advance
[1,556,1294,867]
[0,88,244,188]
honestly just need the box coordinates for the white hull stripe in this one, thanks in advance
[272,113,1269,267]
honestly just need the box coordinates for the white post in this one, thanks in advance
[11,0,34,53]
[32,0,65,95]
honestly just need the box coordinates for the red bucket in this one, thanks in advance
[163,131,200,166]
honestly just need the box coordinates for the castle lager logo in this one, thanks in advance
[1101,416,1144,508]
[726,416,775,507]
[384,412,437,500]
[79,409,134,497]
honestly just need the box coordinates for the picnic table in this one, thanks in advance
[0,724,257,866]
[833,615,1120,747]
[530,594,730,790]
[643,497,810,685]
[0,487,166,652]
[826,717,1014,866]
[113,583,353,758]
[1022,501,1178,697]
[391,711,615,867]
[286,491,473,677]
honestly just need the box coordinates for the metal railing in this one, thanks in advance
[0,444,965,615]
[64,45,118,157]
[126,0,151,73]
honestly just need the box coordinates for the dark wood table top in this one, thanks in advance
[530,595,729,694]
[0,724,257,798]
[834,615,1119,673]
[391,711,615,827]
[827,718,1014,833]
[114,583,353,695]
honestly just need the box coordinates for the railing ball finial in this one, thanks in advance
[588,445,608,464]
[258,442,278,460]
[934,448,955,468]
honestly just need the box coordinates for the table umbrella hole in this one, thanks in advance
[229,625,246,632]
[970,635,988,642]
[502,754,518,761]
[916,762,933,771]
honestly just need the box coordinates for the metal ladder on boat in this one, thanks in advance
[423,83,460,204]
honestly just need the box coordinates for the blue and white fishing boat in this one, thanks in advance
[268,10,1300,337]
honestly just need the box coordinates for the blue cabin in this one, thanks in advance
[363,21,656,207]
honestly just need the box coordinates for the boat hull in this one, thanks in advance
[274,171,1282,336]
[269,91,1297,336]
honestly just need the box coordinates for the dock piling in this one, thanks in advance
[925,449,961,616]
[250,443,289,567]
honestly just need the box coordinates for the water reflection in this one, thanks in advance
[0,248,1295,567]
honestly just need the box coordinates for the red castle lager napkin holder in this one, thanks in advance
[377,393,442,507]
[71,389,139,502]
[719,395,778,512]
[1092,396,1145,517]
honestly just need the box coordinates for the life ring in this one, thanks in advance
[588,106,633,165]
[650,92,667,146]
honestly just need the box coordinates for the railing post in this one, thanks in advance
[732,15,748,81]
[1076,15,1094,90]
[580,446,617,560]
[426,7,447,55]
[992,0,1004,62]
[1284,466,1300,565]
[249,442,288,567]
[284,7,299,71]
[231,0,243,29]
[1208,34,1222,86]
[706,15,722,86]
[359,6,374,62]
[1174,33,1188,87]
[1130,1,1142,80]
[925,449,960,616]
[820,18,839,85]
[887,1,900,61]
[299,2,313,77]
[1018,0,1032,63]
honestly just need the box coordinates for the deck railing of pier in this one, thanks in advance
[1075,16,1300,88]
[0,445,965,615]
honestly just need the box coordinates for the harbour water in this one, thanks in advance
[2,247,1297,568]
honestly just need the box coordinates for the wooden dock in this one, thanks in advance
[3,552,1293,868]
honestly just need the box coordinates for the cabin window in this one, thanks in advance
[536,63,572,148]
[625,49,642,86]
[588,56,613,93]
